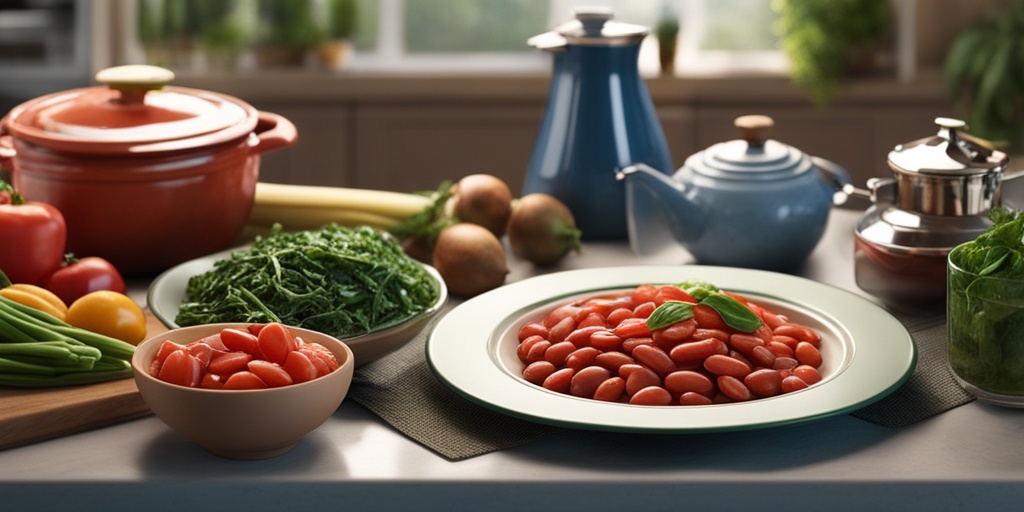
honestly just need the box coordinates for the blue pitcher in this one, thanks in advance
[524,8,673,240]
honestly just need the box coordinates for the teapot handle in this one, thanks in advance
[811,156,856,206]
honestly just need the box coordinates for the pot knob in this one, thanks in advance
[95,65,175,105]
[734,114,774,148]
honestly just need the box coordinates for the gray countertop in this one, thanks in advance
[2,208,1023,512]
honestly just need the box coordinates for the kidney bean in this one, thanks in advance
[669,338,722,364]
[793,365,822,385]
[744,368,782,397]
[693,328,730,342]
[624,365,662,396]
[571,366,612,398]
[771,334,800,350]
[749,345,777,368]
[652,319,698,346]
[704,354,751,378]
[543,303,582,328]
[593,377,626,402]
[772,356,799,371]
[628,385,673,405]
[663,370,714,397]
[633,301,657,319]
[606,307,634,327]
[729,350,753,370]
[590,330,624,352]
[631,284,658,304]
[525,339,551,363]
[565,325,603,348]
[564,347,602,371]
[614,317,652,339]
[543,341,576,366]
[542,367,575,393]
[794,341,823,367]
[774,323,820,346]
[693,304,727,330]
[759,307,787,329]
[518,322,548,342]
[548,316,577,343]
[654,285,696,305]
[622,336,654,353]
[729,333,765,357]
[781,375,810,393]
[594,351,635,372]
[577,312,607,329]
[753,324,774,344]
[632,344,676,376]
[522,360,557,385]
[717,375,753,401]
[766,340,795,357]
[679,391,714,405]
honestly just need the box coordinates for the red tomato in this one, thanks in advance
[248,360,293,388]
[258,322,298,365]
[220,328,263,357]
[158,349,204,388]
[44,256,126,306]
[223,371,268,390]
[0,181,66,286]
[283,350,319,383]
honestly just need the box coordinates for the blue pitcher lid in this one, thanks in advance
[688,115,813,180]
[528,7,648,49]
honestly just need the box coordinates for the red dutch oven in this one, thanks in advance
[0,65,297,276]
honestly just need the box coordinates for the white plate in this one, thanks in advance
[427,265,915,433]
[148,247,447,366]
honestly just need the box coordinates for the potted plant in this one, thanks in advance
[945,0,1024,153]
[194,0,254,70]
[773,0,891,107]
[255,0,325,68]
[655,9,680,75]
[318,0,358,70]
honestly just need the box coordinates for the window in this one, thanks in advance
[121,0,783,75]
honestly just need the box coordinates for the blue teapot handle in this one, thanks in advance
[811,156,855,206]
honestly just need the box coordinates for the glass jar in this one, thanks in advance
[947,244,1024,406]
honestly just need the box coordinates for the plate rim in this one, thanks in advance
[426,265,916,433]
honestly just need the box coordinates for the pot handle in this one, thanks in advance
[250,111,298,155]
[811,156,856,206]
[0,134,15,174]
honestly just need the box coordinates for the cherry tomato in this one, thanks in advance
[45,256,126,306]
[65,290,147,344]
[0,180,66,286]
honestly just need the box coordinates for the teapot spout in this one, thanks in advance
[616,163,706,256]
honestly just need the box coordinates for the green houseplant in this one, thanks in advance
[773,0,890,107]
[945,0,1024,152]
[255,0,325,67]
[318,0,358,69]
[655,10,680,75]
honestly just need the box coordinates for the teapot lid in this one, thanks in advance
[887,117,1008,177]
[528,7,648,49]
[689,115,813,180]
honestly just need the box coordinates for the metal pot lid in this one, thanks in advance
[689,115,812,180]
[528,7,648,50]
[2,65,256,154]
[887,117,1009,177]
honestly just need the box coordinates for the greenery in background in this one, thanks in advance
[655,9,679,73]
[405,0,548,53]
[945,0,1024,153]
[772,0,890,107]
[325,0,357,40]
[256,0,324,49]
[703,0,779,51]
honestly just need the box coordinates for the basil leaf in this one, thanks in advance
[646,301,695,330]
[699,293,763,333]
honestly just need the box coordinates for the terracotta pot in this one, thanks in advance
[0,65,298,276]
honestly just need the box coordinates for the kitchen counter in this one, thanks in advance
[2,208,1023,512]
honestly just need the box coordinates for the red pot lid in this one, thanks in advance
[2,65,257,154]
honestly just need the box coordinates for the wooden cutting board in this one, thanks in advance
[0,310,169,451]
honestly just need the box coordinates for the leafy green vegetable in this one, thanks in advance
[176,224,440,338]
[948,207,1024,394]
[646,280,763,333]
[645,301,694,331]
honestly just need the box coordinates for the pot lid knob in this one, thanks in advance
[95,65,175,105]
[575,7,614,35]
[888,117,1008,176]
[735,115,774,148]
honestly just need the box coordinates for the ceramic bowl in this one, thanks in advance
[131,323,354,460]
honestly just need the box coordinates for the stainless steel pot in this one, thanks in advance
[851,117,1014,307]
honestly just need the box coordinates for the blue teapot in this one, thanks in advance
[616,115,851,271]
[524,8,673,240]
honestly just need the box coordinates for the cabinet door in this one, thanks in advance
[254,104,353,187]
[354,104,545,193]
